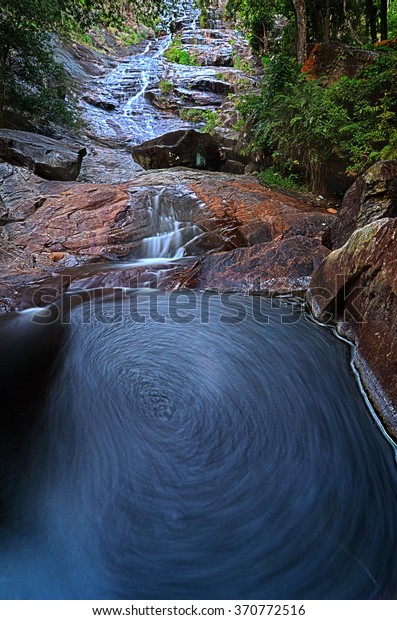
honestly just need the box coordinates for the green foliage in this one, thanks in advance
[164,37,198,65]
[0,0,77,127]
[260,167,307,191]
[196,0,210,28]
[179,108,208,122]
[158,79,174,94]
[61,0,163,32]
[118,27,142,47]
[200,110,219,133]
[233,55,252,73]
[237,48,397,193]
[389,0,397,36]
[226,0,288,53]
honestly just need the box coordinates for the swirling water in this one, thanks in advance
[0,293,396,600]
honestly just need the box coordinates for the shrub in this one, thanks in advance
[200,110,220,133]
[259,167,307,191]
[164,37,198,65]
[158,79,174,94]
[237,48,397,193]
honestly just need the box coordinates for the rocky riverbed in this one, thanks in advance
[0,0,397,441]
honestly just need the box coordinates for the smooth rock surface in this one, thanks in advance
[307,218,397,438]
[0,130,87,181]
[172,237,330,294]
[330,160,397,248]
[131,129,222,171]
[0,168,332,310]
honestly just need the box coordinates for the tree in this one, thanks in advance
[292,0,307,63]
[380,0,388,39]
[366,0,377,42]
[0,0,73,127]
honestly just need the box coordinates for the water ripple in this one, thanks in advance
[0,294,396,599]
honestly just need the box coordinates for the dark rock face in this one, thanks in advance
[0,130,87,181]
[307,218,397,438]
[330,160,397,248]
[131,130,222,171]
[146,87,224,112]
[172,237,330,295]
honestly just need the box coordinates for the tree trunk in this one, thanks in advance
[262,22,268,54]
[292,0,307,65]
[0,46,10,129]
[380,0,388,41]
[366,0,377,43]
[323,0,331,44]
[343,0,364,45]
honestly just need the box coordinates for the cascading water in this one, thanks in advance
[139,189,202,259]
[1,0,397,602]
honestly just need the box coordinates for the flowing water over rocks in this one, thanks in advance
[1,0,397,601]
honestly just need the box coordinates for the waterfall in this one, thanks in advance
[139,189,202,258]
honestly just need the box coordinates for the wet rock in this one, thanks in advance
[0,130,87,181]
[165,27,254,68]
[82,91,119,111]
[5,183,135,264]
[330,160,397,249]
[0,168,332,310]
[186,172,333,241]
[183,231,228,255]
[146,88,224,111]
[173,237,330,294]
[131,130,222,171]
[171,29,234,66]
[0,163,47,223]
[307,218,397,439]
[221,160,245,175]
[179,77,233,96]
[7,259,193,311]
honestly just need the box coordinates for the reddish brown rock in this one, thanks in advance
[0,167,332,310]
[330,160,397,249]
[0,163,48,223]
[307,218,397,439]
[187,175,333,243]
[5,183,132,263]
[172,236,330,295]
[302,43,378,85]
[49,252,65,262]
[7,259,193,311]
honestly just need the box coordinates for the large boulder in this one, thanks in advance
[307,218,397,439]
[172,237,330,295]
[329,160,397,248]
[0,130,87,181]
[131,130,222,171]
[302,42,378,85]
